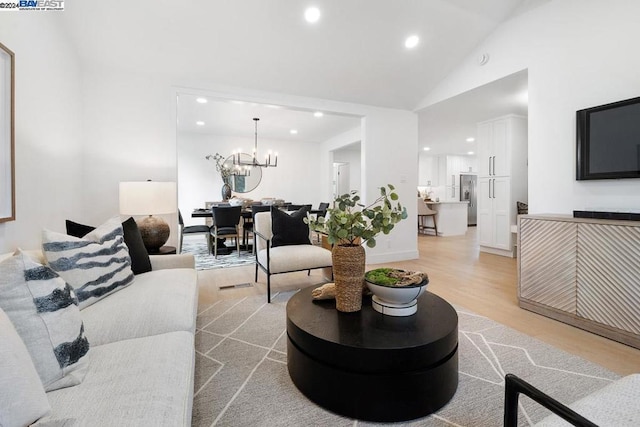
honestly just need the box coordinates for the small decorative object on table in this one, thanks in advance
[365,268,429,316]
[306,184,407,313]
[311,282,372,301]
[206,153,233,201]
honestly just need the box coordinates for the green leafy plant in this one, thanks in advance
[306,184,408,248]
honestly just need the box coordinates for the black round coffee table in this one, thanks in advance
[286,287,458,422]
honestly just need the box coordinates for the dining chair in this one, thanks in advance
[210,206,242,258]
[287,204,313,211]
[317,202,330,217]
[178,210,212,253]
[417,198,438,236]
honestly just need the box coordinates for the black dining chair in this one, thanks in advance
[178,210,212,253]
[287,204,313,212]
[210,206,242,258]
[317,202,329,217]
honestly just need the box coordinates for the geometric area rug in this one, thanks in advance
[192,291,619,426]
[181,239,255,271]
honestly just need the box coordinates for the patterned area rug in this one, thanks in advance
[192,292,618,426]
[181,239,255,270]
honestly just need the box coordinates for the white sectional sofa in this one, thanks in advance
[1,251,198,427]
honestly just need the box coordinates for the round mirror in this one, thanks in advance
[223,153,262,193]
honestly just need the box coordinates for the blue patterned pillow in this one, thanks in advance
[0,250,90,391]
[42,216,135,310]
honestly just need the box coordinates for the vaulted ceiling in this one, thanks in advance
[62,0,540,110]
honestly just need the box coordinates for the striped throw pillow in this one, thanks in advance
[42,216,135,310]
[0,250,90,392]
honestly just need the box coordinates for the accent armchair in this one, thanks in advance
[253,210,332,303]
[504,373,640,426]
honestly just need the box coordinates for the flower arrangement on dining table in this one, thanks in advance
[210,153,232,182]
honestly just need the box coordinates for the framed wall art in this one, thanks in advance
[0,42,15,223]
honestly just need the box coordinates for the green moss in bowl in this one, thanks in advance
[365,268,401,286]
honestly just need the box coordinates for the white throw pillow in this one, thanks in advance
[0,307,51,427]
[0,250,90,392]
[42,216,135,310]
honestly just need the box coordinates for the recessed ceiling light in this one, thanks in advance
[314,111,324,118]
[423,147,430,151]
[265,104,282,109]
[196,97,208,104]
[466,137,475,142]
[304,7,320,23]
[405,35,419,49]
[196,121,205,126]
[467,151,475,155]
[290,129,298,135]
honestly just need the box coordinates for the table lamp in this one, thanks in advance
[119,181,177,253]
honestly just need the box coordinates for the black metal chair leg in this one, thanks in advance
[267,273,271,303]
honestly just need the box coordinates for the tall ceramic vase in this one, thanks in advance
[332,244,365,312]
[221,182,231,201]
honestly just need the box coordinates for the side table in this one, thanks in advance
[149,245,177,255]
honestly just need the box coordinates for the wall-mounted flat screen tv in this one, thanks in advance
[576,96,640,180]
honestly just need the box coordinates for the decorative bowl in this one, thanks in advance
[364,268,429,305]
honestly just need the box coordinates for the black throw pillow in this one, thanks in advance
[271,207,311,247]
[65,219,95,238]
[65,218,152,275]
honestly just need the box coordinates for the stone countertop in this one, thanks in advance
[424,200,469,204]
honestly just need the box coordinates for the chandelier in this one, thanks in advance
[233,118,278,168]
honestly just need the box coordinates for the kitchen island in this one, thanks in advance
[425,201,469,236]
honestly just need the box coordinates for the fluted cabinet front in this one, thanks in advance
[518,215,640,349]
[519,218,577,313]
[577,224,640,335]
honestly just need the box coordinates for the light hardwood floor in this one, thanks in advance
[196,228,640,376]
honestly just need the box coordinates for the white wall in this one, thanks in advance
[0,14,83,252]
[80,65,179,245]
[361,111,419,264]
[418,0,640,215]
[77,71,418,262]
[178,132,324,226]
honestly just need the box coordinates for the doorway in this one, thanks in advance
[333,162,350,197]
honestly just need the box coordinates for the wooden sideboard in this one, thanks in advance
[518,214,640,349]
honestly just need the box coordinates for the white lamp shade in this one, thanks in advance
[119,181,177,215]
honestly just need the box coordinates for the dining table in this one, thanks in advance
[191,205,326,250]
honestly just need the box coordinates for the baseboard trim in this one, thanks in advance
[480,245,515,258]
[365,250,419,265]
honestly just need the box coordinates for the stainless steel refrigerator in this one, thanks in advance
[460,174,477,226]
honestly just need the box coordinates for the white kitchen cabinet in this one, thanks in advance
[478,176,512,252]
[418,154,439,186]
[477,115,527,257]
[478,115,526,178]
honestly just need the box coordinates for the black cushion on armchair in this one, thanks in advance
[270,207,311,247]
